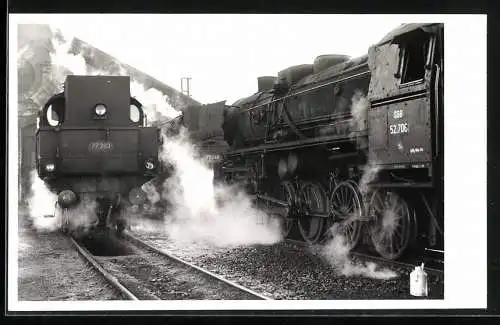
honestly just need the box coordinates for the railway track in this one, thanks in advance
[67,230,270,300]
[284,238,444,277]
[67,235,139,300]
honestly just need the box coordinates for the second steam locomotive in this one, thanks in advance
[166,23,444,260]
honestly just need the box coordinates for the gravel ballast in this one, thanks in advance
[17,227,121,301]
[131,228,444,300]
[94,245,263,300]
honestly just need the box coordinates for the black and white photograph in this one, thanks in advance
[7,14,487,311]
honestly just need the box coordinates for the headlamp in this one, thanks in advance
[45,163,55,172]
[95,104,107,116]
[145,160,155,170]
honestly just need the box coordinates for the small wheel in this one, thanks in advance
[325,181,364,250]
[297,182,327,244]
[368,189,413,260]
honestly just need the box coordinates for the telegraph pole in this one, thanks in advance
[181,77,192,97]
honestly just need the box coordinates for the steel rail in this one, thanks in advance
[350,251,444,277]
[67,235,139,300]
[283,239,444,276]
[124,233,272,300]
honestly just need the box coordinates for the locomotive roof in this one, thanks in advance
[230,23,442,108]
[293,54,368,88]
[231,54,368,107]
[375,23,442,45]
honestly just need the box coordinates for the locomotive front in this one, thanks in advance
[35,75,160,234]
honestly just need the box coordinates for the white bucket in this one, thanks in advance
[410,263,428,297]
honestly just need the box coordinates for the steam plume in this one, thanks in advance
[27,170,60,232]
[26,171,99,233]
[153,128,283,247]
[349,89,369,133]
[359,161,381,197]
[319,224,398,280]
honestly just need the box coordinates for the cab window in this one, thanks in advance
[399,34,431,84]
[46,105,60,127]
[130,104,140,123]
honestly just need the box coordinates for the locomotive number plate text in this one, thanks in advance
[389,122,409,135]
[88,140,114,153]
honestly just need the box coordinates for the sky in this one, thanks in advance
[11,14,441,104]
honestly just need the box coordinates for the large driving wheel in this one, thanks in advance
[297,182,327,244]
[368,189,413,260]
[325,181,364,250]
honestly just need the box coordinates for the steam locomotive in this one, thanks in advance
[165,23,444,260]
[35,75,161,234]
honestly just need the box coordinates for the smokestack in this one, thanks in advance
[257,76,277,92]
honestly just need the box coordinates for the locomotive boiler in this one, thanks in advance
[35,75,161,234]
[204,23,444,260]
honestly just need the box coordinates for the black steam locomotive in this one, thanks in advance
[35,75,160,234]
[220,23,444,260]
[165,23,444,260]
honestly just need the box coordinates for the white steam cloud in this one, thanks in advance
[349,89,369,133]
[150,128,283,248]
[317,88,392,280]
[319,224,398,280]
[359,161,381,197]
[27,170,59,232]
[26,170,98,233]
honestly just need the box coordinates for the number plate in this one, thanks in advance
[389,122,409,135]
[88,140,114,153]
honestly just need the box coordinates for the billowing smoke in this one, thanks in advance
[129,81,181,122]
[26,171,98,233]
[358,160,381,197]
[349,89,370,151]
[349,89,369,133]
[317,88,395,280]
[50,31,87,88]
[319,224,398,280]
[150,128,283,248]
[57,197,98,235]
[141,181,161,206]
[27,170,59,232]
[47,27,181,124]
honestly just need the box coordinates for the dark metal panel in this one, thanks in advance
[368,96,432,165]
[59,130,105,157]
[368,107,388,154]
[56,128,142,175]
[138,127,159,160]
[194,101,226,140]
[108,130,139,154]
[59,157,101,174]
[102,157,138,173]
[64,75,132,127]
[37,130,57,157]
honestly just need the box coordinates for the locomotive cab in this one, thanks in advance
[367,23,443,180]
[35,75,161,234]
[366,23,444,253]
